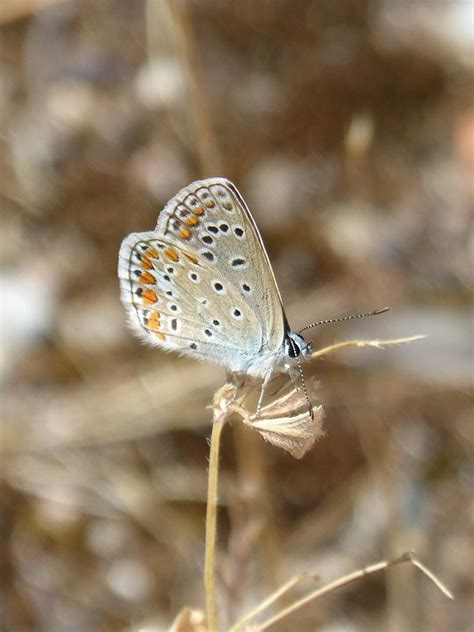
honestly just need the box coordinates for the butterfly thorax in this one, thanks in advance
[242,330,311,378]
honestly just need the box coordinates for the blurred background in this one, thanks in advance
[0,1,472,630]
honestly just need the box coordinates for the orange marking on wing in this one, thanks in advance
[139,271,156,284]
[179,225,191,239]
[146,247,159,258]
[184,215,199,226]
[164,247,179,262]
[141,288,158,304]
[205,200,216,208]
[148,311,161,330]
[193,206,205,216]
[154,331,166,341]
[140,256,153,270]
[184,253,199,265]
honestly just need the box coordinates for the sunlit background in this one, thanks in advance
[1,1,472,630]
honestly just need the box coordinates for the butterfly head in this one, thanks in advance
[284,331,312,360]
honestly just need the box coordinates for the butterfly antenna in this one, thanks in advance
[288,337,314,422]
[298,307,389,334]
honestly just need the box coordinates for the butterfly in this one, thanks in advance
[118,178,312,382]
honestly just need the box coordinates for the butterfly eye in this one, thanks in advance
[287,341,301,358]
[286,332,310,358]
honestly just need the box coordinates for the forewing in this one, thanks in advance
[154,178,286,352]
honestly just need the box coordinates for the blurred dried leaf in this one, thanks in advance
[169,607,207,632]
[0,0,66,25]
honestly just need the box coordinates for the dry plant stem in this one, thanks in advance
[310,335,426,361]
[205,412,226,632]
[257,552,453,631]
[0,0,65,24]
[167,0,223,174]
[411,558,453,599]
[229,572,315,632]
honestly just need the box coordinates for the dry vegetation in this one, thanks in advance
[0,1,472,630]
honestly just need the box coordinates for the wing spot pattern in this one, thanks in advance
[230,257,247,269]
[213,281,225,294]
[202,251,215,262]
[164,247,179,262]
[121,179,285,372]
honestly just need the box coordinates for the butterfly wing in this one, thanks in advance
[118,178,287,374]
[156,178,287,349]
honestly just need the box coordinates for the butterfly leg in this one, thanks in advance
[255,369,273,420]
[287,365,314,422]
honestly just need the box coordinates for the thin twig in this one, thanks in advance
[229,572,317,632]
[204,416,225,631]
[310,335,426,361]
[256,551,452,631]
[412,558,453,600]
[204,385,236,631]
[167,0,223,175]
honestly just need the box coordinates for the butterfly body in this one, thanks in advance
[118,178,310,378]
